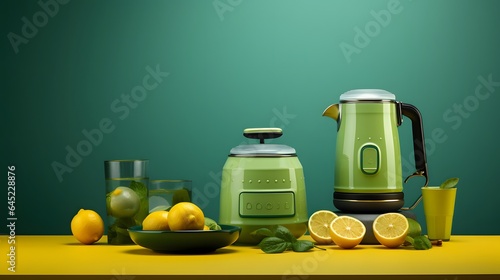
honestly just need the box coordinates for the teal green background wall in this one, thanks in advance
[2,0,500,235]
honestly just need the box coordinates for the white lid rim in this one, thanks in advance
[340,89,396,101]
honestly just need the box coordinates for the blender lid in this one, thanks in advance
[230,144,296,156]
[230,128,297,156]
[340,89,396,102]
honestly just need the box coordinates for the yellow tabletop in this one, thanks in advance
[1,235,499,279]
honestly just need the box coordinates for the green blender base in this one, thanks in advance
[335,211,418,244]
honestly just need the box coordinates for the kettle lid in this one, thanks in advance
[229,128,296,156]
[340,89,396,102]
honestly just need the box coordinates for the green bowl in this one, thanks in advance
[128,224,241,253]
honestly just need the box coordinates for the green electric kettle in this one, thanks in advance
[323,89,429,213]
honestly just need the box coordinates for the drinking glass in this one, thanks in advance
[149,180,192,212]
[104,159,149,245]
[421,186,457,241]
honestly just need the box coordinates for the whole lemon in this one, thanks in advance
[142,211,170,231]
[108,186,140,218]
[167,202,205,230]
[71,209,104,245]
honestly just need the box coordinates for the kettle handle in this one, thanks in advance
[399,102,429,210]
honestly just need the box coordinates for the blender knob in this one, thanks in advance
[243,128,283,144]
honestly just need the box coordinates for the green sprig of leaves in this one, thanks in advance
[129,181,149,224]
[405,235,432,250]
[251,225,325,254]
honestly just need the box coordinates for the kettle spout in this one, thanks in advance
[322,104,339,120]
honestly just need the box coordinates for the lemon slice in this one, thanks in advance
[308,210,338,244]
[329,216,366,249]
[373,212,409,248]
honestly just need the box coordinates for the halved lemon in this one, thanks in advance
[329,216,366,249]
[372,212,409,248]
[308,210,338,244]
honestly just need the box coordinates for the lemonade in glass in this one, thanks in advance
[104,160,149,245]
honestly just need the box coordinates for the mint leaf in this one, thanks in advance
[413,236,432,250]
[440,177,459,189]
[254,226,321,253]
[250,227,274,243]
[292,240,315,252]
[108,219,135,245]
[405,235,432,250]
[251,227,274,238]
[204,217,222,230]
[129,181,148,224]
[115,217,136,228]
[275,225,297,243]
[259,237,288,254]
[129,181,147,198]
